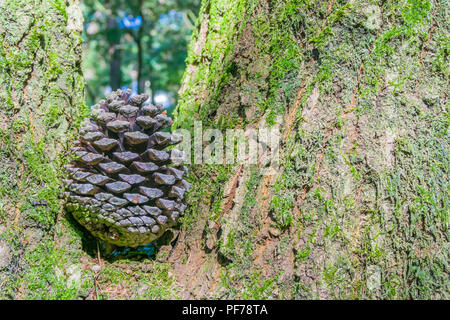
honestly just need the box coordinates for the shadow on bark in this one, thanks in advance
[65,209,179,262]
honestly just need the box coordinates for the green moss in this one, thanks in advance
[50,0,68,22]
[98,262,179,300]
[240,270,278,299]
[174,0,250,129]
[174,0,447,300]
[270,193,294,230]
[0,0,87,299]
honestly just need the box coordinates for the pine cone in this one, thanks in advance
[64,89,189,247]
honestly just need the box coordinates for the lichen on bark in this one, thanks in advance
[0,0,86,298]
[173,0,448,299]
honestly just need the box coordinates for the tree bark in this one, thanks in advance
[107,15,122,90]
[0,0,85,298]
[136,0,145,94]
[171,0,448,299]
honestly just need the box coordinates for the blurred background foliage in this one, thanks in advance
[81,0,201,115]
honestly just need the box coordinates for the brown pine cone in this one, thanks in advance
[64,89,189,247]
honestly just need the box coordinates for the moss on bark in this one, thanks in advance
[173,0,448,299]
[0,0,87,299]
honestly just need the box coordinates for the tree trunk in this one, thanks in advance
[171,0,448,299]
[136,33,144,94]
[0,0,85,299]
[136,0,145,94]
[107,16,122,90]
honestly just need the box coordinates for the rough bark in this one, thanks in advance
[107,15,122,90]
[170,0,448,299]
[0,0,85,298]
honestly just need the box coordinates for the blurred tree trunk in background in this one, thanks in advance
[136,0,144,93]
[0,0,85,298]
[171,0,448,299]
[107,9,122,90]
[81,0,201,107]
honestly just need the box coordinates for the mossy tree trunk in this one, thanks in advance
[0,0,85,298]
[171,0,448,299]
